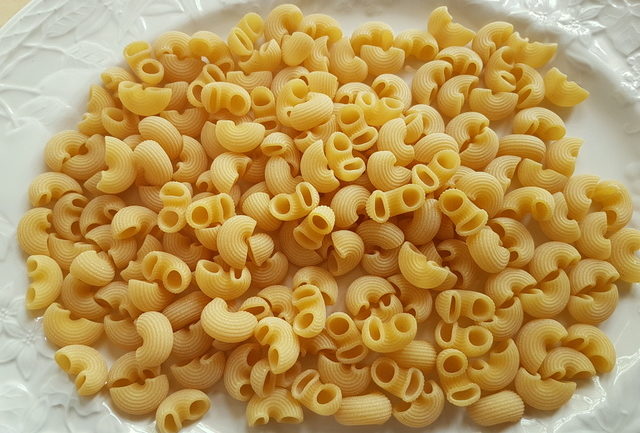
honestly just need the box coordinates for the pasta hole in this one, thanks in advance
[55,353,71,371]
[268,348,279,369]
[272,196,291,215]
[165,270,183,290]
[293,370,315,393]
[311,214,328,231]
[419,45,437,60]
[373,359,396,383]
[393,315,413,333]
[342,159,364,172]
[229,95,248,114]
[26,287,36,304]
[279,416,300,424]
[141,61,160,75]
[296,312,315,330]
[471,299,490,318]
[252,92,271,107]
[339,344,365,361]
[253,416,268,425]
[509,250,519,263]
[240,384,253,399]
[26,258,38,273]
[298,184,315,207]
[533,201,550,219]
[423,381,434,394]
[367,321,382,341]
[442,355,464,374]
[405,370,422,397]
[188,399,209,417]
[448,296,458,320]
[316,388,336,405]
[75,373,87,389]
[161,210,180,228]
[373,195,388,220]
[119,226,138,239]
[467,328,489,347]
[191,84,203,102]
[395,400,411,413]
[332,135,351,152]
[352,129,375,146]
[438,322,454,343]
[590,356,609,372]
[436,151,458,169]
[254,326,269,343]
[327,315,350,336]
[190,206,209,226]
[450,386,478,403]
[163,414,180,433]
[441,192,464,212]
[459,213,485,234]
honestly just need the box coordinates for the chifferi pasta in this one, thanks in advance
[19,4,638,433]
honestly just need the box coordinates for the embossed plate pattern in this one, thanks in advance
[0,0,639,432]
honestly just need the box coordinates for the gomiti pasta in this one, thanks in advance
[19,3,640,432]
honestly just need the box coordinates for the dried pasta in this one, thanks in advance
[19,4,635,432]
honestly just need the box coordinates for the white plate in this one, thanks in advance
[1,0,640,432]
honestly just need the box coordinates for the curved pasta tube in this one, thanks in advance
[472,21,514,63]
[317,353,370,396]
[97,136,137,194]
[216,215,257,269]
[575,212,611,260]
[435,290,495,324]
[514,368,575,411]
[539,346,595,381]
[515,318,567,373]
[564,323,616,373]
[513,107,566,141]
[334,392,392,426]
[398,242,455,290]
[394,29,438,62]
[467,390,524,427]
[367,151,411,191]
[195,259,250,300]
[438,189,488,237]
[118,81,171,116]
[293,266,338,306]
[246,387,303,426]
[468,88,517,121]
[109,374,170,416]
[292,284,326,338]
[328,38,368,84]
[544,67,589,106]
[29,172,82,207]
[291,369,342,415]
[325,312,369,364]
[435,321,493,358]
[445,111,498,170]
[170,350,225,390]
[366,184,426,223]
[371,357,424,402]
[155,389,210,433]
[435,349,481,407]
[318,230,362,276]
[270,181,319,222]
[427,6,475,48]
[18,207,52,256]
[43,303,103,347]
[210,152,251,194]
[142,251,191,294]
[412,60,452,105]
[134,311,173,367]
[467,339,519,392]
[300,140,340,193]
[539,192,581,243]
[324,132,366,182]
[361,313,417,353]
[254,317,300,374]
[201,298,257,343]
[500,186,555,221]
[609,228,640,283]
[26,255,63,310]
[55,345,108,396]
[393,379,445,427]
[508,32,557,68]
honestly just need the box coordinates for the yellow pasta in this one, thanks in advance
[19,6,637,431]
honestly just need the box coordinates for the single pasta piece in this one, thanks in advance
[155,390,211,433]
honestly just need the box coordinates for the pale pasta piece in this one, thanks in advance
[472,21,513,63]
[435,320,493,358]
[325,312,369,364]
[201,297,257,343]
[539,192,581,243]
[544,67,589,106]
[468,88,518,121]
[322,230,365,276]
[330,185,370,228]
[142,251,192,294]
[438,188,488,237]
[69,250,115,287]
[427,6,475,48]
[564,323,616,373]
[445,111,499,170]
[361,313,417,353]
[515,318,567,374]
[55,345,108,396]
[43,303,103,347]
[393,379,445,428]
[398,241,456,290]
[246,387,304,426]
[513,107,566,141]
[394,29,438,62]
[539,346,595,380]
[292,284,326,338]
[514,368,575,411]
[609,228,640,283]
[467,339,519,392]
[97,136,137,194]
[334,392,392,426]
[135,311,173,367]
[508,32,557,68]
[435,348,481,407]
[466,390,524,427]
[119,81,172,116]
[367,151,411,191]
[371,357,424,402]
[291,369,342,415]
[155,389,211,433]
[484,47,516,92]
[366,184,426,223]
[25,255,63,310]
[254,317,300,374]
[18,207,53,256]
[194,259,251,300]
[575,211,611,260]
[412,60,452,105]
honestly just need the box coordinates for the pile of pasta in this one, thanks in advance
[18,4,640,432]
